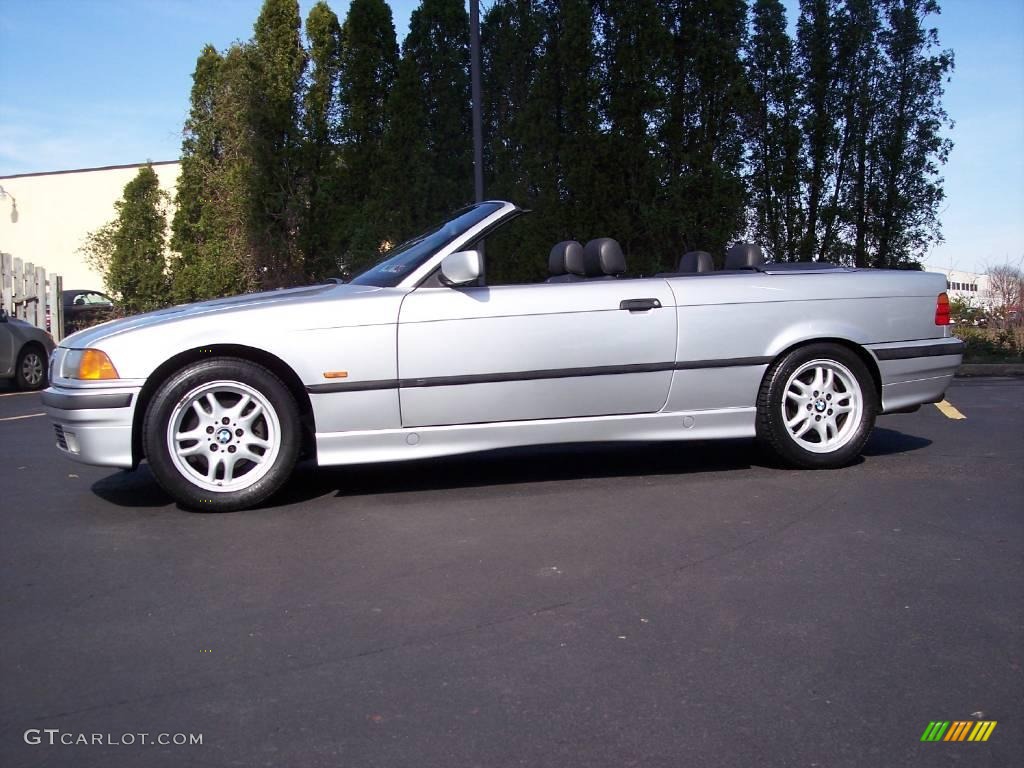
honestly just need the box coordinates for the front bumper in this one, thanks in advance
[42,385,142,469]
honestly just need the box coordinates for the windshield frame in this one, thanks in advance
[349,202,513,288]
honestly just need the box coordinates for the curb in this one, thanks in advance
[956,363,1024,377]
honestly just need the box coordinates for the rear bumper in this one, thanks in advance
[42,385,140,469]
[867,338,963,414]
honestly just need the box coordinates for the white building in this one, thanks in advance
[0,161,180,291]
[923,264,999,309]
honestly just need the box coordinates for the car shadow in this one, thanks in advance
[273,439,761,507]
[861,426,932,456]
[90,427,932,511]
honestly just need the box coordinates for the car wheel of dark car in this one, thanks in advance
[756,343,877,469]
[143,357,301,512]
[15,345,48,391]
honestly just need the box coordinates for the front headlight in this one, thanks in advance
[62,349,120,380]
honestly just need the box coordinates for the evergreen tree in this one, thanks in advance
[868,0,952,267]
[302,2,343,279]
[747,0,804,262]
[525,1,603,248]
[401,0,473,221]
[594,0,670,274]
[796,0,841,261]
[817,0,880,263]
[338,0,400,275]
[377,53,432,256]
[170,44,252,302]
[248,0,307,287]
[658,0,749,265]
[480,0,543,283]
[91,166,169,314]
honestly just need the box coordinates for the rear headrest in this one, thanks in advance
[724,243,764,270]
[583,238,626,277]
[548,241,583,276]
[678,250,714,273]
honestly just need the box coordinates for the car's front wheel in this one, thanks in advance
[143,358,300,511]
[757,343,877,469]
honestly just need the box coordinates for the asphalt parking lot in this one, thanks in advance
[1,377,1021,768]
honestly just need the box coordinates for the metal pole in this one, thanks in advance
[470,0,484,203]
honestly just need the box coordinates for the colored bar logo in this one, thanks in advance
[921,721,997,742]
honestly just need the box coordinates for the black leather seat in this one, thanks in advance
[678,250,714,273]
[546,240,586,283]
[582,238,626,279]
[724,243,765,270]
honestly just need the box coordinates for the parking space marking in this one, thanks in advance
[0,391,39,398]
[935,400,966,420]
[0,412,45,422]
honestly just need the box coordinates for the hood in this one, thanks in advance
[62,283,383,348]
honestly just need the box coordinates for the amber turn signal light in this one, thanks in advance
[935,292,950,326]
[77,349,120,380]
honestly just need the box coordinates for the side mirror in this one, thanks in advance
[439,250,481,287]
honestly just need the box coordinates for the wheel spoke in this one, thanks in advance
[222,453,242,482]
[205,454,223,481]
[822,368,834,392]
[236,446,265,464]
[246,434,272,450]
[178,442,205,457]
[786,410,809,429]
[790,378,811,395]
[175,426,205,442]
[203,393,222,420]
[811,366,824,391]
[793,419,814,439]
[238,402,264,425]
[229,394,252,418]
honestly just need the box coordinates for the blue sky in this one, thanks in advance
[0,0,1020,272]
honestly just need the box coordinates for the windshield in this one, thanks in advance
[350,202,504,287]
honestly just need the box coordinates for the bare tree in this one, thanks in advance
[985,261,1024,328]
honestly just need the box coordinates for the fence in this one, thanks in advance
[1,252,64,343]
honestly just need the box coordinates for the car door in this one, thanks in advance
[0,318,13,377]
[396,278,677,427]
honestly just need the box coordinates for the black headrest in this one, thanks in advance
[724,243,764,270]
[548,241,583,276]
[678,250,714,273]
[583,238,626,277]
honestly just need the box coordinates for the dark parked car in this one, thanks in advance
[0,307,55,390]
[62,290,116,336]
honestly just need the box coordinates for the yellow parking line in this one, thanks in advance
[935,400,966,420]
[0,412,45,422]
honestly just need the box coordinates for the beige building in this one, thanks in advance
[0,161,180,292]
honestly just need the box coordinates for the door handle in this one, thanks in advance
[619,298,662,312]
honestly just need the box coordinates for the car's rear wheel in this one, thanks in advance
[15,345,48,391]
[143,358,300,511]
[757,343,877,468]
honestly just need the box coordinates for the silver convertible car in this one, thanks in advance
[43,202,963,511]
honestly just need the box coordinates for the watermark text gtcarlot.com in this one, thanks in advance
[25,729,202,746]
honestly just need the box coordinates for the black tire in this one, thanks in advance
[143,357,301,511]
[15,344,48,391]
[756,343,877,469]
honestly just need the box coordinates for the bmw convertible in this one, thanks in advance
[43,201,963,510]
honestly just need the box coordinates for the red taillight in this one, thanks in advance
[935,292,950,325]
